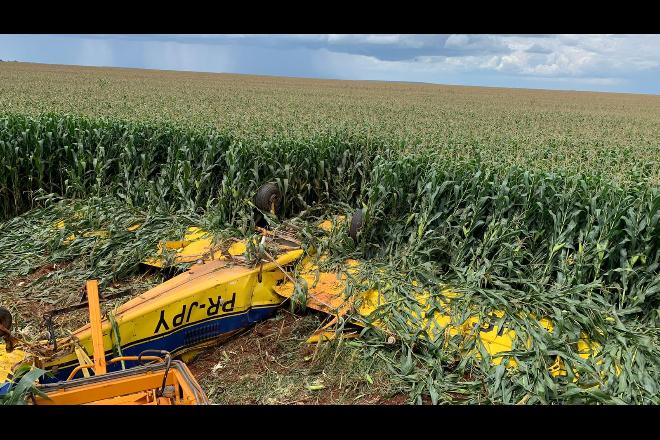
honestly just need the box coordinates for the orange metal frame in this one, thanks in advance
[67,356,163,381]
[33,280,209,405]
[37,365,201,405]
[86,280,107,376]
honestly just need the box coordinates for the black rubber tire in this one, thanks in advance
[255,182,282,214]
[0,307,12,331]
[349,209,364,243]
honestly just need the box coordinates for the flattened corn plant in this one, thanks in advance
[0,112,658,404]
[321,154,659,404]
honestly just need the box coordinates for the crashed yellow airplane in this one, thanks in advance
[0,184,603,394]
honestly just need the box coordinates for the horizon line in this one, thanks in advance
[2,59,659,98]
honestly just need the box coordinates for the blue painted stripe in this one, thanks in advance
[41,305,279,383]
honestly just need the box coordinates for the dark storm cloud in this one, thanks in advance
[73,34,513,62]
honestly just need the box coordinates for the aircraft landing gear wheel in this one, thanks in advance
[349,209,364,243]
[255,182,282,215]
[0,307,11,332]
[0,307,13,352]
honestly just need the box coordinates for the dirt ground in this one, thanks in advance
[187,309,408,404]
[0,262,163,341]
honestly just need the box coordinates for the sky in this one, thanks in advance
[1,34,659,94]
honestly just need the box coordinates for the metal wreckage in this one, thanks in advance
[0,183,603,405]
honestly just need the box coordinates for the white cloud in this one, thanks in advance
[139,34,660,82]
[409,35,660,82]
[444,34,470,48]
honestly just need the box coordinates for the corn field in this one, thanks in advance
[0,63,659,404]
[1,62,659,186]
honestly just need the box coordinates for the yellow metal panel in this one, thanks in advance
[0,346,28,383]
[43,249,303,372]
[74,345,93,378]
[228,241,246,256]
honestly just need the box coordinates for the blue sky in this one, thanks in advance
[1,34,659,94]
